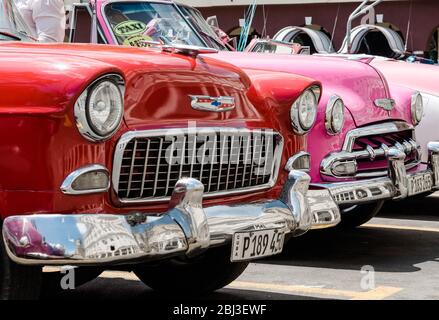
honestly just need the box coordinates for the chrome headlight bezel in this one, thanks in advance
[325,95,345,135]
[411,92,423,126]
[291,86,319,135]
[74,74,125,142]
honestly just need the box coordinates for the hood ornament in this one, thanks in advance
[374,99,395,111]
[190,95,235,112]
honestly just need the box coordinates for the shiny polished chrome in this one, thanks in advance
[280,170,312,236]
[168,178,210,257]
[112,128,283,204]
[189,95,235,112]
[2,212,189,266]
[325,95,345,135]
[307,189,341,229]
[428,142,439,189]
[60,164,110,195]
[3,174,320,266]
[374,98,396,111]
[290,86,319,135]
[74,74,125,142]
[411,91,423,126]
[285,152,311,172]
[342,121,414,151]
[321,121,421,179]
[387,148,408,199]
[313,144,439,206]
[312,178,396,205]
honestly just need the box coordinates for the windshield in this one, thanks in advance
[250,41,306,54]
[0,0,34,41]
[177,5,227,50]
[104,2,205,47]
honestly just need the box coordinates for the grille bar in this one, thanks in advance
[321,122,421,179]
[113,128,283,204]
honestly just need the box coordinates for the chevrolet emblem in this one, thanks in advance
[189,95,235,112]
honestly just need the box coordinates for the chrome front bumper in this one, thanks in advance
[311,142,439,207]
[2,170,323,266]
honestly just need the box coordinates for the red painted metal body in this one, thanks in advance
[0,42,317,218]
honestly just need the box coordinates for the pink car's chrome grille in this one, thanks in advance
[112,128,283,204]
[353,130,419,176]
[320,121,421,180]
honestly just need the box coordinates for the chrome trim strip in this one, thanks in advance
[112,128,284,204]
[60,164,110,195]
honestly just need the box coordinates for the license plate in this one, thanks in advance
[407,173,433,196]
[231,229,285,262]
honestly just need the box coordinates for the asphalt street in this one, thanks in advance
[45,192,439,300]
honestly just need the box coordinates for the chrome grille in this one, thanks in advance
[321,122,421,179]
[352,129,419,175]
[113,128,283,203]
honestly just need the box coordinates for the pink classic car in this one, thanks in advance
[243,32,439,178]
[66,0,439,229]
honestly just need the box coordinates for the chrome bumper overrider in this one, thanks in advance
[312,142,439,207]
[2,170,328,266]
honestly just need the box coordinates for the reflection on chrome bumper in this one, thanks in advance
[313,142,439,206]
[2,171,312,266]
[307,189,341,229]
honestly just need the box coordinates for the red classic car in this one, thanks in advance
[0,0,333,299]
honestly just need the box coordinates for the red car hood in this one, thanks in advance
[0,42,275,129]
[211,52,403,127]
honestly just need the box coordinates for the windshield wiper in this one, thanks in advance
[0,31,21,41]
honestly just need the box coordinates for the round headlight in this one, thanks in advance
[75,75,124,142]
[87,81,123,136]
[411,92,423,125]
[291,88,318,135]
[325,96,345,135]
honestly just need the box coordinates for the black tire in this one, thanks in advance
[40,267,102,297]
[134,246,248,296]
[337,201,385,229]
[0,230,42,300]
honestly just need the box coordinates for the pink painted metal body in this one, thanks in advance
[370,59,439,163]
